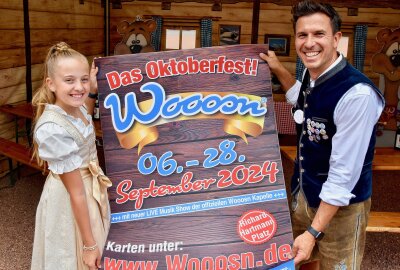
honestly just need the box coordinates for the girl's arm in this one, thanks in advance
[59,170,101,270]
[85,60,98,116]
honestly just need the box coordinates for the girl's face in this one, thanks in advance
[46,57,90,115]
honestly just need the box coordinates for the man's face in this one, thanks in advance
[295,12,342,80]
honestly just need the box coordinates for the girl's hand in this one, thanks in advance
[90,59,99,95]
[83,247,102,269]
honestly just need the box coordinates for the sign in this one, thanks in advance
[96,44,294,270]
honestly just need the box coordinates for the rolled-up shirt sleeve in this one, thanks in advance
[285,80,301,105]
[320,83,384,206]
[35,123,83,174]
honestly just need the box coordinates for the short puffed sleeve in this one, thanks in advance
[34,122,83,174]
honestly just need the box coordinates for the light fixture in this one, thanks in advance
[162,0,171,10]
[212,0,222,11]
[348,8,358,16]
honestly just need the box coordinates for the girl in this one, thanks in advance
[31,42,111,270]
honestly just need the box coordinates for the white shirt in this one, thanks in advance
[286,55,384,206]
[34,104,95,174]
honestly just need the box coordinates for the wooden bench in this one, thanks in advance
[0,137,47,186]
[368,212,400,233]
[0,137,42,171]
[280,145,400,233]
[280,145,400,171]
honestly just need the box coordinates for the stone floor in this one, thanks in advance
[0,163,399,270]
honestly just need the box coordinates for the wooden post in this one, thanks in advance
[23,0,32,102]
[251,0,260,44]
[104,0,110,56]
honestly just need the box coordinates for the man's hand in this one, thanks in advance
[259,50,283,73]
[259,51,296,91]
[85,59,100,115]
[291,231,316,265]
[90,59,99,94]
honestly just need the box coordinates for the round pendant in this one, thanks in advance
[293,109,304,124]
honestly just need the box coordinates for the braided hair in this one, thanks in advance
[31,42,88,168]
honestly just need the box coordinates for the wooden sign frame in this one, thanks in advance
[96,44,294,270]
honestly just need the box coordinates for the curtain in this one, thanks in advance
[151,16,163,51]
[353,24,368,72]
[200,18,213,47]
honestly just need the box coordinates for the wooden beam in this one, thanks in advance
[142,15,221,20]
[134,0,400,9]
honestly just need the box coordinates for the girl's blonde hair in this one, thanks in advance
[31,42,88,168]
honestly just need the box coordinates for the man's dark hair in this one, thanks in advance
[292,0,342,33]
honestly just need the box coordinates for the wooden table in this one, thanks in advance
[0,103,34,144]
[0,103,34,119]
[280,145,400,233]
[0,103,103,138]
[0,103,104,185]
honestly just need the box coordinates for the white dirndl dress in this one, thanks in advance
[31,105,111,270]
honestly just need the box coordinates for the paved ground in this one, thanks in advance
[0,163,399,270]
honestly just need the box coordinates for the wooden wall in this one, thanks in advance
[0,0,399,175]
[110,1,400,86]
[0,0,103,175]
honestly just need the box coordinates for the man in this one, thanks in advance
[260,1,385,269]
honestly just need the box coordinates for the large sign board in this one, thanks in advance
[96,44,294,270]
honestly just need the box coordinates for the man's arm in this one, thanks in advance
[259,50,297,91]
[291,201,339,265]
[85,60,98,116]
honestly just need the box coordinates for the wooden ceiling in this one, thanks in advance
[125,0,400,9]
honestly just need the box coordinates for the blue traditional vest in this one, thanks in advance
[291,58,384,208]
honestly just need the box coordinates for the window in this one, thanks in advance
[181,30,196,49]
[337,36,349,57]
[166,29,180,49]
[338,25,355,64]
[161,17,202,50]
[165,28,197,50]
